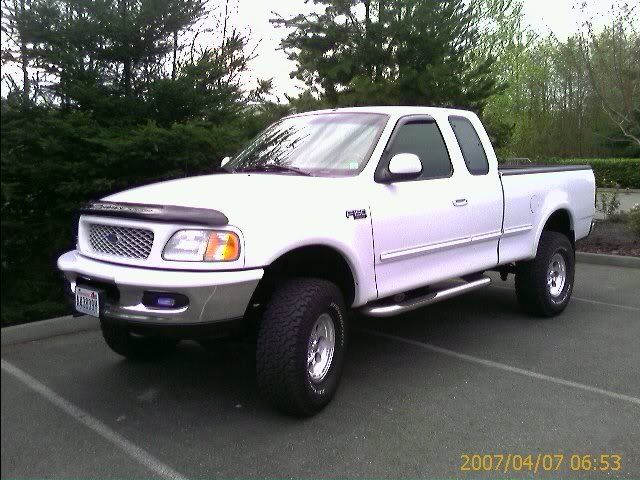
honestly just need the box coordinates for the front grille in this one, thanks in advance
[88,224,154,259]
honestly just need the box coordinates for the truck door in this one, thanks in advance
[448,115,503,266]
[369,115,472,299]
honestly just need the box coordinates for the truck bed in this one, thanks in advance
[498,164,595,265]
[499,164,592,176]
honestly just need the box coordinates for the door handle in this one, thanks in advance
[452,198,468,207]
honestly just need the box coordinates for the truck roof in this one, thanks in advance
[288,105,476,119]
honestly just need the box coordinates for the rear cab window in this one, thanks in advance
[384,117,453,180]
[448,116,489,175]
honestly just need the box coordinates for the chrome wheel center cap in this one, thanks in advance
[547,252,567,297]
[307,313,336,383]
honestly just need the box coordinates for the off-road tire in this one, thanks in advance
[256,278,347,416]
[515,231,575,317]
[101,320,178,360]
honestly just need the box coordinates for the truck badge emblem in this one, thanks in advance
[346,209,367,220]
[106,232,119,245]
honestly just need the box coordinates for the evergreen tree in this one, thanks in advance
[0,0,273,325]
[273,0,503,111]
[14,0,206,117]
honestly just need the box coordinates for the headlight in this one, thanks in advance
[163,230,240,262]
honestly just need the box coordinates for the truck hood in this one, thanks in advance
[103,173,361,226]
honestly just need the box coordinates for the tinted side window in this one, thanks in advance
[449,116,489,175]
[387,121,452,179]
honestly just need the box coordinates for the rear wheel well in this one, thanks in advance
[542,209,574,247]
[252,246,357,310]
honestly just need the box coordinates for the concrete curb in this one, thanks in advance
[577,252,640,269]
[1,315,99,347]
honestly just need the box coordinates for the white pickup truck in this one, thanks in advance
[58,106,595,415]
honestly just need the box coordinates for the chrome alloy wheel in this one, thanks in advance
[547,252,567,297]
[307,313,335,383]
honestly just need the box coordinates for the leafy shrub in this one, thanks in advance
[629,204,640,237]
[0,105,259,326]
[536,158,640,189]
[596,184,621,219]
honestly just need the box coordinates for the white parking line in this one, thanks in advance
[490,284,640,312]
[1,359,188,480]
[361,329,640,406]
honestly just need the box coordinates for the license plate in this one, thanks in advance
[75,286,100,317]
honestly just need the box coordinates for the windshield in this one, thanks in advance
[226,113,388,177]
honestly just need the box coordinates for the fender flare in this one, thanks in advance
[261,241,363,306]
[532,206,575,256]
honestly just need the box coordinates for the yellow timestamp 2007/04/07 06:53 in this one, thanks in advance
[460,453,622,473]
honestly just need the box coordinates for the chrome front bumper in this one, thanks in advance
[57,250,263,325]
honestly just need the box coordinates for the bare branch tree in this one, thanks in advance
[580,1,640,147]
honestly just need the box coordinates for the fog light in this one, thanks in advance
[142,291,189,309]
[156,297,176,307]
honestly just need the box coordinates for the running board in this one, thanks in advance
[361,275,491,318]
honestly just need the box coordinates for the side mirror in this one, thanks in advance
[386,153,422,181]
[221,156,231,166]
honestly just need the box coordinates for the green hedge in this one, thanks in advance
[536,158,640,189]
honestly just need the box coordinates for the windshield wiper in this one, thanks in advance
[237,164,312,176]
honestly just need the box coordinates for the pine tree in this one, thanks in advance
[16,0,206,110]
[274,0,503,111]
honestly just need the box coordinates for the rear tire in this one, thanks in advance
[101,320,178,361]
[515,231,575,317]
[256,278,347,416]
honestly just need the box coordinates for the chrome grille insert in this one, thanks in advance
[88,224,154,259]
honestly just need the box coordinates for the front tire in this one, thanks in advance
[256,278,347,416]
[101,320,178,361]
[515,231,575,317]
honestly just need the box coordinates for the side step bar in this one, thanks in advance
[361,275,491,318]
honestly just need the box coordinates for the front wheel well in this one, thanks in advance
[251,246,357,310]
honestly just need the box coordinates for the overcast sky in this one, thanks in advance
[232,0,618,99]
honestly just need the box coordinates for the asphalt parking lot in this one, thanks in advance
[2,262,639,479]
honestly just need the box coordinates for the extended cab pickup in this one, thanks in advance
[58,106,595,415]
